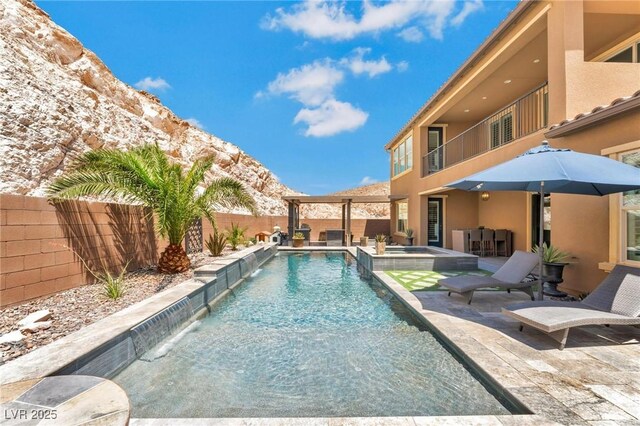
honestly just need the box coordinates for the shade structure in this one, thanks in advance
[447,141,640,300]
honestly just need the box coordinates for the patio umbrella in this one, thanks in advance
[447,140,640,300]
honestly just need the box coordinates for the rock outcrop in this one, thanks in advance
[0,0,389,218]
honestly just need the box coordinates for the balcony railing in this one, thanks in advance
[422,83,548,176]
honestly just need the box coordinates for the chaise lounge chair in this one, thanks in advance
[502,265,640,349]
[437,250,539,304]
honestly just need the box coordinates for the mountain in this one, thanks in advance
[0,0,388,218]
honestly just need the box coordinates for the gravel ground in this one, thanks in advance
[0,247,240,365]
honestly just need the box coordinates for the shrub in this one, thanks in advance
[102,265,128,300]
[226,222,248,251]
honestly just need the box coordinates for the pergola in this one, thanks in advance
[281,195,393,247]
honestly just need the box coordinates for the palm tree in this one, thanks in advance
[47,144,256,273]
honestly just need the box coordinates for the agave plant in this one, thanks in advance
[47,144,256,273]
[206,228,227,257]
[226,222,248,251]
[532,242,569,264]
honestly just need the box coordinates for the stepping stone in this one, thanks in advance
[0,331,24,344]
[18,310,51,327]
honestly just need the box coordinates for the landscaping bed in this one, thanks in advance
[0,248,238,365]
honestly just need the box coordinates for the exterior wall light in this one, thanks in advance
[481,191,490,201]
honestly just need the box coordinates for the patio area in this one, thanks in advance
[376,272,640,425]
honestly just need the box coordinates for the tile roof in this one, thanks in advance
[545,89,640,137]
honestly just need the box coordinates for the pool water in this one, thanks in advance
[113,252,511,418]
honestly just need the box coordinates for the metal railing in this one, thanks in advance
[422,83,548,176]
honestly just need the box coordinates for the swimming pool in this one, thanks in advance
[113,252,511,418]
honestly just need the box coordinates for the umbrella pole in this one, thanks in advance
[538,183,545,301]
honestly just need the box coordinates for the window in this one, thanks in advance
[396,201,408,233]
[604,41,640,63]
[392,135,413,177]
[427,127,443,174]
[489,112,513,148]
[621,150,640,263]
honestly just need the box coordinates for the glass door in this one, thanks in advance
[427,198,443,247]
[531,193,551,248]
[427,127,443,173]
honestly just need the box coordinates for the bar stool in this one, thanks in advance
[469,229,483,256]
[481,228,495,257]
[494,229,508,257]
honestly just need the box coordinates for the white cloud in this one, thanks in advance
[359,176,378,185]
[260,49,403,136]
[396,60,409,72]
[294,99,368,137]
[451,0,483,27]
[397,26,424,43]
[264,60,344,106]
[185,118,204,129]
[134,77,171,92]
[340,47,392,78]
[261,0,479,42]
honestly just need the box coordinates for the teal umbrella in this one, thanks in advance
[447,140,640,300]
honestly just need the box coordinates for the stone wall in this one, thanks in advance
[1,195,390,306]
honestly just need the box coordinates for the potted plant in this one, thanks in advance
[532,243,570,297]
[405,228,414,246]
[292,232,305,248]
[375,234,386,255]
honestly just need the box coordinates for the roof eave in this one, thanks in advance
[383,0,539,151]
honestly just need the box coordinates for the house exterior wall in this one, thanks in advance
[386,0,640,294]
[547,111,640,294]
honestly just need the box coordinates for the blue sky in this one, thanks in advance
[37,0,517,194]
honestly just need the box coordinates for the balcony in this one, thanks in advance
[422,83,548,176]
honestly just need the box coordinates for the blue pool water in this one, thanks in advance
[113,252,511,418]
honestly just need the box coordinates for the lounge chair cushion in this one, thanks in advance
[610,274,640,317]
[439,275,525,293]
[502,301,640,332]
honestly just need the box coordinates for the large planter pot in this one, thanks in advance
[542,262,567,297]
[375,242,386,255]
[406,237,414,246]
[292,238,305,248]
[360,236,369,247]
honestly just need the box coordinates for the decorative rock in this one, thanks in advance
[17,310,51,326]
[0,331,25,344]
[19,321,52,333]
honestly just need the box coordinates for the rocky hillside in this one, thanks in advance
[0,0,388,218]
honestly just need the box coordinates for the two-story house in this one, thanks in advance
[385,0,640,295]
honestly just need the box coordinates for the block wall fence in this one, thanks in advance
[0,194,389,307]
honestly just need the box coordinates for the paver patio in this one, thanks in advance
[376,272,640,425]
